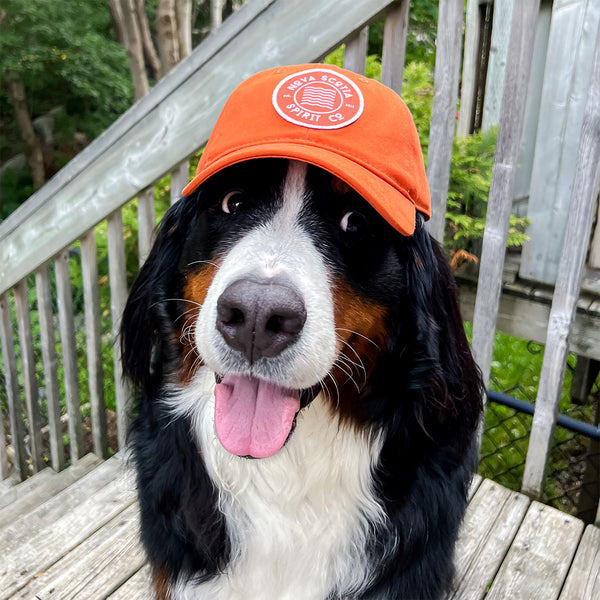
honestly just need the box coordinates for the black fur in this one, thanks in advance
[121,159,483,599]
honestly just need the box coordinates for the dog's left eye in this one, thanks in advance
[221,190,245,214]
[339,210,367,234]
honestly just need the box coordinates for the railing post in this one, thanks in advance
[343,26,369,75]
[381,0,409,96]
[522,32,600,498]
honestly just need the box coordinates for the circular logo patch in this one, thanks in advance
[272,67,364,130]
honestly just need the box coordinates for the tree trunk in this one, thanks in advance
[5,71,45,189]
[157,0,180,75]
[110,0,149,100]
[136,0,161,80]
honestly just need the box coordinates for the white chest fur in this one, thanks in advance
[167,368,386,600]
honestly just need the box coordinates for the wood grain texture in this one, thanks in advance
[13,279,44,472]
[0,293,25,480]
[559,524,600,600]
[457,0,481,137]
[381,0,409,96]
[35,263,65,472]
[106,564,152,600]
[343,26,369,75]
[137,188,156,267]
[426,0,463,242]
[485,501,584,600]
[54,249,84,461]
[80,230,108,458]
[471,0,542,389]
[522,28,600,497]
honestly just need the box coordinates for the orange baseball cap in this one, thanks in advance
[182,64,430,235]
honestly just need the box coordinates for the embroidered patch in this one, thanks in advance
[272,67,364,130]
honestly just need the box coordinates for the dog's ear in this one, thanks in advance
[381,216,484,450]
[121,195,198,395]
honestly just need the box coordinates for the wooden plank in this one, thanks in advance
[106,564,152,600]
[54,249,84,461]
[447,478,530,600]
[170,161,189,205]
[0,454,102,528]
[0,293,25,480]
[107,210,130,450]
[457,0,481,137]
[0,0,395,295]
[13,279,44,472]
[559,524,600,600]
[470,0,541,390]
[485,501,584,600]
[15,504,145,600]
[426,0,463,242]
[343,26,369,75]
[0,455,128,556]
[80,230,108,458]
[522,28,600,498]
[137,188,156,267]
[0,472,136,599]
[381,0,409,96]
[520,0,600,284]
[481,0,515,131]
[589,200,600,269]
[35,263,65,472]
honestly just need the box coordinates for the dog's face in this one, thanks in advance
[175,159,402,458]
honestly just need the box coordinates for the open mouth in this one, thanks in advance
[213,373,320,459]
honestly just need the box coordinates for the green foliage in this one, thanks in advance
[0,166,34,219]
[0,0,133,158]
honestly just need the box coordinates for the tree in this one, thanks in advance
[0,0,133,193]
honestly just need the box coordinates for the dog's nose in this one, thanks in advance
[216,279,306,363]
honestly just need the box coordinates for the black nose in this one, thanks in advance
[216,279,307,363]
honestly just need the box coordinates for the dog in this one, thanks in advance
[121,65,483,600]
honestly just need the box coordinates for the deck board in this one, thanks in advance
[0,457,598,599]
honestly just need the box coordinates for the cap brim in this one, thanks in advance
[182,144,416,236]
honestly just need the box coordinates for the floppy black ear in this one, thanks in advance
[121,195,198,395]
[373,215,483,451]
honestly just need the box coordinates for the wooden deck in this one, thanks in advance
[0,454,598,600]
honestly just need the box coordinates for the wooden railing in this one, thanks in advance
[0,0,599,522]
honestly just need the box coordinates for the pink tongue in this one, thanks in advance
[214,375,300,458]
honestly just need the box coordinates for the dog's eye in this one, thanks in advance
[339,210,367,234]
[221,190,245,214]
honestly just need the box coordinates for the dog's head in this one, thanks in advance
[121,65,482,460]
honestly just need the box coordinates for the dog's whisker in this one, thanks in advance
[335,328,380,350]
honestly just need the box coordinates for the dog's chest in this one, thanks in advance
[170,376,385,599]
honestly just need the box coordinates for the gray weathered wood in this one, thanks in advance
[381,0,409,96]
[137,188,156,267]
[35,263,65,472]
[481,0,515,131]
[170,161,189,205]
[522,30,600,498]
[54,249,84,461]
[520,0,600,285]
[16,504,144,600]
[0,473,135,599]
[80,230,108,458]
[559,524,600,600]
[426,0,463,243]
[457,0,481,137]
[0,0,395,296]
[485,502,584,600]
[343,26,369,75]
[107,210,131,450]
[13,279,44,472]
[471,0,541,390]
[0,293,27,480]
[0,453,102,529]
[447,478,530,600]
[589,201,600,269]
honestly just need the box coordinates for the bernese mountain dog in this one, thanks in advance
[121,65,483,600]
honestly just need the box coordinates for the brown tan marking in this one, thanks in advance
[327,277,388,422]
[178,263,218,383]
[152,567,174,600]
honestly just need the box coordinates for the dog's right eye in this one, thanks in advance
[221,190,245,214]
